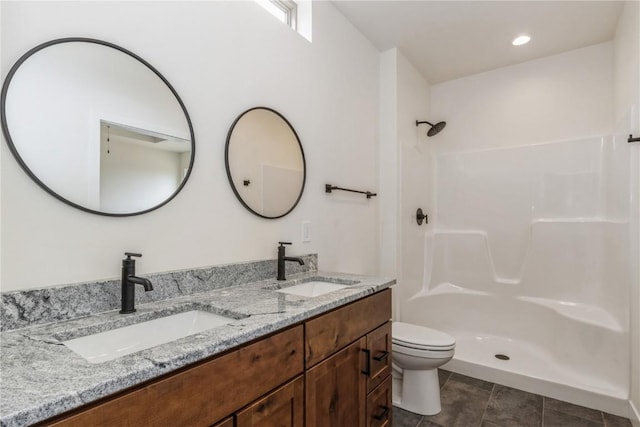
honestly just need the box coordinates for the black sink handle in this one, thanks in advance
[124,252,143,259]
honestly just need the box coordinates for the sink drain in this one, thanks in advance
[495,354,510,361]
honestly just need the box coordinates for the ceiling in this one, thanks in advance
[332,1,625,84]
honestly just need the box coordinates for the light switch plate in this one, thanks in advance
[302,221,311,242]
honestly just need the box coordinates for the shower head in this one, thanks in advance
[416,120,446,137]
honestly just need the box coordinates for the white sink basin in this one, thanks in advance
[63,310,234,364]
[276,281,349,298]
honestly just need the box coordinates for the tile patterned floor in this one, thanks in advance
[393,370,634,427]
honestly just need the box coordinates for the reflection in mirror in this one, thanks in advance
[1,38,194,216]
[100,122,191,212]
[225,107,305,219]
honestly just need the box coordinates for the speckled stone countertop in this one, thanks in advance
[0,270,394,427]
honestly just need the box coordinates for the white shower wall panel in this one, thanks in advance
[523,220,629,326]
[426,219,629,328]
[435,137,621,280]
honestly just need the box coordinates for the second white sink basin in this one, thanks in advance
[63,310,234,364]
[276,281,349,297]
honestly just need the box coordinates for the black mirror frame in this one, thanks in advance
[225,106,306,219]
[0,37,196,217]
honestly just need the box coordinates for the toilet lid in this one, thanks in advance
[392,322,455,350]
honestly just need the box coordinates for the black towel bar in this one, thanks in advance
[325,184,377,199]
[629,134,640,143]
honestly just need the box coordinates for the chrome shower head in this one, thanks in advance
[416,120,446,137]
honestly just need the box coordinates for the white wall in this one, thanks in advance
[613,1,640,423]
[396,52,432,318]
[0,1,380,291]
[430,42,613,155]
[378,49,399,284]
[378,48,431,318]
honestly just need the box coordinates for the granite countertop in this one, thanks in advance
[0,271,394,427]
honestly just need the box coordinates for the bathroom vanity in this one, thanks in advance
[0,260,393,427]
[40,290,391,427]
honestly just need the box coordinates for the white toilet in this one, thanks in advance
[392,321,456,415]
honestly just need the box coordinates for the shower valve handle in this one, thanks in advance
[416,208,428,225]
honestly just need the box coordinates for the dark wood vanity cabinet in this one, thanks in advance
[305,289,392,427]
[41,289,392,427]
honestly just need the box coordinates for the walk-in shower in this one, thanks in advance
[401,135,632,416]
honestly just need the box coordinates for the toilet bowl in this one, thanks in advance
[392,321,455,416]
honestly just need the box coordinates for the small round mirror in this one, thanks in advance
[1,38,195,216]
[225,107,305,219]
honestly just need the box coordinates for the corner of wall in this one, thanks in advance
[378,48,400,317]
[613,0,640,134]
[613,0,640,418]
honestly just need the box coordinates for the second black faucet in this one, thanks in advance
[277,242,305,281]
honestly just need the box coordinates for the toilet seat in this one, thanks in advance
[393,342,455,359]
[392,322,455,351]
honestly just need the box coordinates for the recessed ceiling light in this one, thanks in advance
[512,35,531,46]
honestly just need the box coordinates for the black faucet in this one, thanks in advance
[277,242,305,281]
[120,252,153,314]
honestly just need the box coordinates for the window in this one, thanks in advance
[255,0,298,30]
[254,0,312,42]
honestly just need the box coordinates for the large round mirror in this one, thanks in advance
[225,107,305,219]
[1,38,195,216]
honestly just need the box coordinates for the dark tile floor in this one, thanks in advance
[393,370,634,427]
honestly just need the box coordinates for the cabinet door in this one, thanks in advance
[306,338,367,427]
[236,376,304,427]
[366,376,392,427]
[366,321,391,393]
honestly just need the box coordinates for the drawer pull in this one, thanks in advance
[373,406,390,421]
[373,351,389,362]
[362,349,371,375]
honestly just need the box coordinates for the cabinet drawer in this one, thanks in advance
[366,376,392,427]
[45,325,304,427]
[366,321,391,393]
[305,289,391,368]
